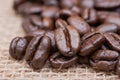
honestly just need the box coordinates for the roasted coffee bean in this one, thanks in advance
[67,15,90,36]
[56,19,68,29]
[95,0,120,9]
[9,37,28,60]
[90,50,119,71]
[50,52,78,69]
[80,0,94,8]
[18,2,44,15]
[55,25,80,57]
[105,14,120,27]
[43,0,59,6]
[97,11,119,23]
[13,0,26,10]
[22,15,54,33]
[59,9,77,20]
[104,32,120,52]
[60,0,79,8]
[78,56,89,64]
[116,57,120,77]
[96,23,119,33]
[22,17,39,33]
[71,6,82,15]
[25,35,51,70]
[80,32,105,56]
[42,6,59,19]
[81,8,97,25]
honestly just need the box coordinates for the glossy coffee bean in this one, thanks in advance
[80,32,105,56]
[80,0,94,8]
[42,6,59,19]
[25,35,51,70]
[60,0,79,8]
[59,9,76,20]
[55,25,80,57]
[90,50,119,71]
[82,8,97,25]
[95,0,120,9]
[104,32,120,52]
[97,11,119,23]
[49,52,78,69]
[18,2,44,15]
[70,6,82,15]
[105,14,120,27]
[96,23,119,33]
[13,0,26,10]
[67,15,90,36]
[9,37,28,60]
[116,57,120,77]
[43,0,59,6]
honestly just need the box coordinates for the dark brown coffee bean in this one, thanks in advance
[82,8,97,25]
[55,25,80,57]
[42,6,59,19]
[22,17,39,33]
[9,37,28,60]
[95,0,120,9]
[25,35,51,70]
[49,52,78,69]
[42,17,54,30]
[60,0,79,8]
[43,0,59,6]
[56,19,68,29]
[59,9,77,20]
[80,0,94,8]
[13,0,26,10]
[97,11,119,23]
[80,33,105,56]
[96,23,119,33]
[78,56,89,64]
[71,6,82,15]
[45,31,56,52]
[104,32,120,52]
[90,50,119,71]
[18,2,44,15]
[116,57,120,77]
[67,15,90,36]
[105,14,120,27]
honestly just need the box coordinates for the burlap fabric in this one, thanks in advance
[0,0,119,80]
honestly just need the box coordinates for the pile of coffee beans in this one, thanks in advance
[9,0,120,77]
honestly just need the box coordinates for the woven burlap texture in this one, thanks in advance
[0,0,119,80]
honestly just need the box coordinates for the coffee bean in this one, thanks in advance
[18,2,44,15]
[25,35,51,70]
[96,23,119,33]
[9,37,28,60]
[50,52,78,69]
[104,32,120,52]
[116,57,120,77]
[67,15,90,36]
[95,0,120,9]
[13,0,26,10]
[90,50,119,71]
[59,9,77,20]
[43,0,59,6]
[105,14,120,27]
[80,0,94,8]
[80,32,105,56]
[81,8,98,25]
[55,25,80,57]
[42,6,59,19]
[60,0,79,8]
